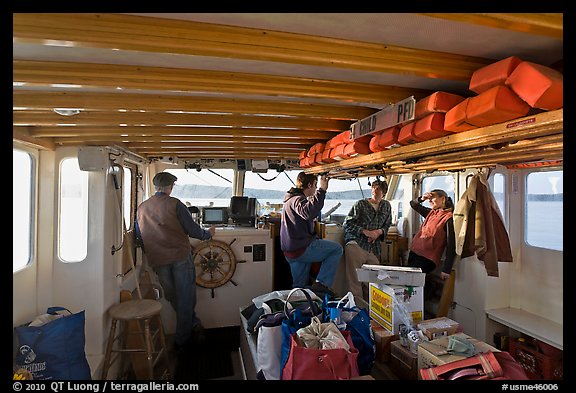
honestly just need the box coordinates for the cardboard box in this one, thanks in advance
[370,319,398,363]
[417,317,462,340]
[357,265,425,287]
[369,283,423,334]
[390,340,419,380]
[417,332,499,372]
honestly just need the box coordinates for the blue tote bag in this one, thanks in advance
[324,293,375,375]
[279,288,323,379]
[14,307,91,380]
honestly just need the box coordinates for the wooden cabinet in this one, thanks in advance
[380,234,408,266]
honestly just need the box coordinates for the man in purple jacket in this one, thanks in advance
[280,172,342,298]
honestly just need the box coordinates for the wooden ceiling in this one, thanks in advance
[13,13,563,166]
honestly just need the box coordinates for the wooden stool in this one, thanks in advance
[101,299,170,380]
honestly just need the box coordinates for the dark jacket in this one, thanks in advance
[280,187,325,252]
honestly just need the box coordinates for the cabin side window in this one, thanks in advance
[58,157,89,262]
[13,148,35,273]
[492,173,507,226]
[525,170,563,251]
[122,165,133,230]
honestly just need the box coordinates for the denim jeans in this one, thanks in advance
[285,239,343,288]
[154,253,202,346]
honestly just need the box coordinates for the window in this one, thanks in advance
[58,158,89,262]
[421,175,455,202]
[525,170,563,251]
[419,175,455,224]
[244,170,372,218]
[492,173,506,226]
[13,148,34,272]
[122,166,133,229]
[243,170,296,213]
[167,168,233,208]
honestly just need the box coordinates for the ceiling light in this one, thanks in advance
[54,108,81,116]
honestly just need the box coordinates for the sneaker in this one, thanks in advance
[307,281,336,299]
[190,324,206,345]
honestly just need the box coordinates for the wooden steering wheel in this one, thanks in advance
[193,239,237,289]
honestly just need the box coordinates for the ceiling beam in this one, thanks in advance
[13,61,434,106]
[14,111,352,131]
[13,128,55,150]
[420,13,563,39]
[13,13,492,81]
[13,90,379,120]
[25,126,336,139]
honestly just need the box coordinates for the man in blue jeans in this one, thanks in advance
[280,172,343,298]
[136,172,215,352]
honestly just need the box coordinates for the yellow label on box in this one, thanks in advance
[370,284,393,330]
[369,283,424,334]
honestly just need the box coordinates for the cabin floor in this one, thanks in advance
[164,326,398,381]
[166,327,244,380]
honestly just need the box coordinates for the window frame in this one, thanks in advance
[13,146,37,273]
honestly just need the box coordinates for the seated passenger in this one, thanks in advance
[343,179,392,300]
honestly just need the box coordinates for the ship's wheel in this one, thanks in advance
[193,239,238,289]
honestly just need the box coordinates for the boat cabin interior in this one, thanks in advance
[13,13,563,381]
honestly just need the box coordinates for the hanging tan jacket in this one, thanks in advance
[453,173,513,276]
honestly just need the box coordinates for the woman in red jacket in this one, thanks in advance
[408,189,455,280]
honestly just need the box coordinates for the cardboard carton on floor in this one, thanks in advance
[390,340,419,380]
[417,332,499,372]
[357,265,425,287]
[370,319,398,362]
[369,282,423,334]
[417,317,462,340]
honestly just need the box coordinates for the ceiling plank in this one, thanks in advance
[420,13,563,39]
[14,111,352,131]
[13,61,434,106]
[13,90,379,120]
[13,128,55,150]
[53,137,324,145]
[26,126,335,139]
[131,143,306,150]
[13,13,492,81]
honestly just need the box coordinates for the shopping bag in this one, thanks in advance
[420,351,529,380]
[255,311,286,380]
[14,307,91,380]
[281,328,360,380]
[279,288,323,379]
[324,292,375,375]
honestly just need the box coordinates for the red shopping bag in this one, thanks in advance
[281,329,360,380]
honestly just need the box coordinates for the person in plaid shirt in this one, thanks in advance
[343,179,392,300]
